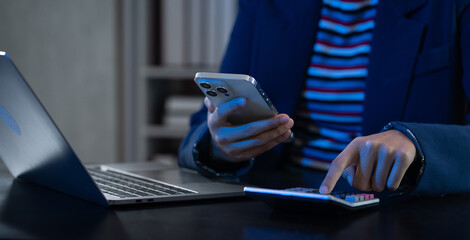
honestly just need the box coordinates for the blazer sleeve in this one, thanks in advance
[387,3,470,197]
[178,0,260,177]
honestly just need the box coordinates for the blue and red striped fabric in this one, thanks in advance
[290,0,379,170]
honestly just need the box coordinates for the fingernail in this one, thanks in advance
[280,115,289,124]
[235,98,245,105]
[319,185,328,194]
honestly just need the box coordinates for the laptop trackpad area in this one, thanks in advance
[100,162,209,185]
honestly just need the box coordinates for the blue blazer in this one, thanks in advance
[179,0,470,196]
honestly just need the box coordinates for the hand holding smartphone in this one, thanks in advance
[194,72,294,162]
[195,72,278,125]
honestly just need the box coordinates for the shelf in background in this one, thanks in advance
[125,0,237,162]
[143,65,219,79]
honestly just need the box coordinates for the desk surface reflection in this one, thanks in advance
[0,162,468,239]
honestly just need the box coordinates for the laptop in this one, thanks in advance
[0,51,244,207]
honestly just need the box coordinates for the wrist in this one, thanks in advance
[202,139,252,173]
[210,138,234,163]
[382,122,426,195]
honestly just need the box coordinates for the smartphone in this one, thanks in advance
[194,72,293,141]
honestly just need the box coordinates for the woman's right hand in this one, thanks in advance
[205,97,294,163]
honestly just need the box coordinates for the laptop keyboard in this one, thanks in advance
[87,168,196,198]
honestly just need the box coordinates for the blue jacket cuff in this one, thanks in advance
[192,127,254,181]
[382,121,425,196]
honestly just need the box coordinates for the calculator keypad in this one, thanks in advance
[284,187,375,203]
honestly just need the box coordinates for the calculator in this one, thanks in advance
[244,187,380,213]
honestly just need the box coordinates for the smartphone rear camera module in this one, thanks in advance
[216,87,228,94]
[206,90,217,97]
[200,82,212,89]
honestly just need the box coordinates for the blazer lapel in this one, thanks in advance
[362,0,427,135]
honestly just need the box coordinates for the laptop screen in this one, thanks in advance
[0,53,107,206]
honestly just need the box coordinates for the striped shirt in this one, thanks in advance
[290,0,378,170]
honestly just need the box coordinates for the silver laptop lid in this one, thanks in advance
[0,52,108,206]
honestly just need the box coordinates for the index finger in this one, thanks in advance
[319,142,359,194]
[212,98,247,123]
[204,97,215,113]
[222,114,292,142]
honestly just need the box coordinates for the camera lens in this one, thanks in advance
[206,90,217,97]
[216,87,228,94]
[200,82,212,89]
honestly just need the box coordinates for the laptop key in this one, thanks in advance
[87,168,195,198]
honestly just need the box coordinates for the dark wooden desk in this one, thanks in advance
[0,162,469,239]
